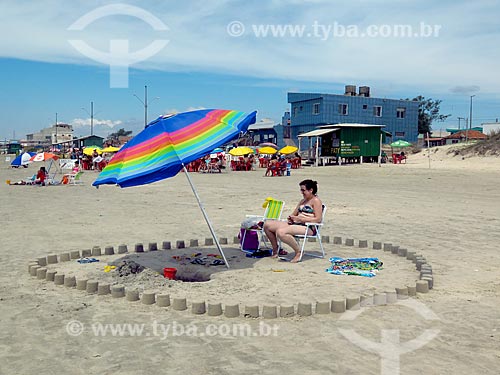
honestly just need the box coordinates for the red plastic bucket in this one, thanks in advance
[163,267,177,280]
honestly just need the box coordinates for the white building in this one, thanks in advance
[481,122,500,136]
[25,124,74,148]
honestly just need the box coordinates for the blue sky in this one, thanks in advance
[1,0,499,140]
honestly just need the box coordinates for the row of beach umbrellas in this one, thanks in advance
[228,145,298,156]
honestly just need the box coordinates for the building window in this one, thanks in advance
[362,104,368,110]
[373,106,382,117]
[313,103,320,115]
[299,106,303,111]
[338,103,348,115]
[293,107,298,117]
[395,132,405,137]
[396,107,406,118]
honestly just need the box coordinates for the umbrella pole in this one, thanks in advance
[182,164,230,268]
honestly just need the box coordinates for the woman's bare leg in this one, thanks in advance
[263,221,287,257]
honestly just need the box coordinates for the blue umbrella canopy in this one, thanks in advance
[11,152,36,167]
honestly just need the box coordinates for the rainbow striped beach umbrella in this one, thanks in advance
[93,109,257,267]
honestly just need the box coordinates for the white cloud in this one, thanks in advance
[1,0,499,92]
[71,118,123,128]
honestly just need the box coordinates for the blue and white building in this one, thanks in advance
[286,85,419,144]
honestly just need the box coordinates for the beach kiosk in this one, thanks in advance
[298,123,389,166]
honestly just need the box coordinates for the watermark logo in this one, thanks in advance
[68,4,169,88]
[227,21,441,40]
[338,298,440,375]
[65,319,279,339]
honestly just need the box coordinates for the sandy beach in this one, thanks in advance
[1,146,499,374]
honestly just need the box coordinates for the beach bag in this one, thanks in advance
[238,228,259,250]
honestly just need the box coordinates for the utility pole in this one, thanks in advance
[81,101,95,136]
[466,95,475,143]
[55,112,58,145]
[134,85,159,129]
[457,117,465,130]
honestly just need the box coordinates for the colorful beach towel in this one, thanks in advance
[326,257,383,277]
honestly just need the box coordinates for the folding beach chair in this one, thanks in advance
[68,171,84,185]
[293,205,327,261]
[240,199,285,252]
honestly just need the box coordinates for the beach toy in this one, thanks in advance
[163,267,177,280]
[77,257,99,264]
[104,265,116,272]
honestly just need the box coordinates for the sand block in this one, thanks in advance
[333,236,342,245]
[360,293,374,307]
[374,293,387,306]
[47,254,58,264]
[396,287,409,299]
[407,285,417,296]
[81,249,92,258]
[30,265,41,277]
[134,243,144,253]
[148,242,158,251]
[207,302,223,316]
[244,305,259,318]
[280,305,295,317]
[189,239,199,247]
[157,294,171,307]
[373,241,382,250]
[224,304,240,318]
[91,246,101,256]
[86,280,98,294]
[416,280,429,293]
[391,245,399,254]
[315,301,331,314]
[331,299,346,313]
[191,301,206,315]
[345,238,354,246]
[28,262,39,273]
[421,276,434,289]
[76,279,88,291]
[297,302,312,316]
[36,268,47,280]
[172,298,187,311]
[307,237,316,242]
[358,240,368,248]
[64,276,76,288]
[383,243,392,252]
[233,236,240,244]
[346,296,360,310]
[398,248,408,257]
[60,253,71,262]
[219,237,228,245]
[46,270,57,282]
[104,246,114,255]
[126,289,140,301]
[161,241,171,250]
[406,251,416,261]
[70,250,81,260]
[204,238,214,246]
[118,244,128,254]
[321,235,330,243]
[97,283,111,295]
[37,257,47,266]
[54,274,65,285]
[176,240,185,249]
[262,305,278,319]
[386,290,397,304]
[111,285,125,298]
[141,291,156,305]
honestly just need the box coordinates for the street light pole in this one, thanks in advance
[81,101,95,136]
[466,95,475,143]
[457,117,465,130]
[55,112,58,145]
[134,85,159,129]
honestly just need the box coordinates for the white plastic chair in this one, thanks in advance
[294,205,327,261]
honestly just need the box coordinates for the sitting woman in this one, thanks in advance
[60,161,81,184]
[34,167,47,186]
[263,179,323,263]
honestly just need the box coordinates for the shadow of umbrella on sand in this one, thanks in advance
[92,109,257,268]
